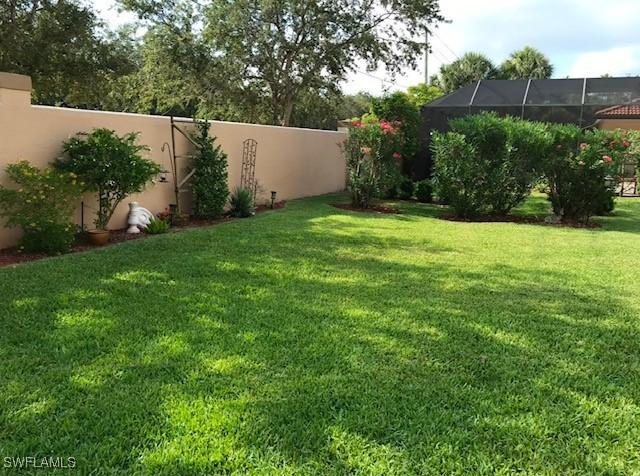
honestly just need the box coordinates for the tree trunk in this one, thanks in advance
[280,96,295,127]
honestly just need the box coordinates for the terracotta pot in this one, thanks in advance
[87,229,110,246]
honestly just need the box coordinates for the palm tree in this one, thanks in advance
[499,46,553,80]
[438,52,498,93]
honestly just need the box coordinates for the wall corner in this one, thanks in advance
[0,72,32,109]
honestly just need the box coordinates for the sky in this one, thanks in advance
[95,0,640,96]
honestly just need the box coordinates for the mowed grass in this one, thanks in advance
[1,193,640,475]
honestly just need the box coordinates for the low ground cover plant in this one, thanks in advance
[145,217,171,234]
[0,161,84,254]
[56,128,160,230]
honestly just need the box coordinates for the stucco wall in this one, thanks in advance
[0,74,346,249]
[597,118,640,131]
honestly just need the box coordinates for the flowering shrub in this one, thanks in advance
[343,118,404,208]
[540,126,631,222]
[371,92,421,175]
[0,161,84,254]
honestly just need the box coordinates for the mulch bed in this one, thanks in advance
[331,203,401,214]
[0,201,287,268]
[439,213,601,229]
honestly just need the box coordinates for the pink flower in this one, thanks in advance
[623,140,631,148]
[380,121,396,135]
[602,155,613,164]
[580,143,589,150]
[351,121,363,128]
[361,146,372,155]
[392,152,402,160]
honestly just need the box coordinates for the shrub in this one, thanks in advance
[191,121,229,218]
[433,112,550,217]
[0,161,84,254]
[57,128,159,230]
[145,217,170,234]
[371,92,421,174]
[432,131,483,217]
[415,179,432,203]
[540,126,629,223]
[342,119,404,208]
[398,177,415,200]
[229,187,255,218]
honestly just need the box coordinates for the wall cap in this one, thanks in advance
[0,72,32,92]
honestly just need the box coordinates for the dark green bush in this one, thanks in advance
[22,223,76,255]
[191,121,229,218]
[415,179,432,202]
[433,112,548,217]
[229,187,254,218]
[397,177,414,200]
[145,217,170,234]
[57,128,159,230]
[432,131,482,217]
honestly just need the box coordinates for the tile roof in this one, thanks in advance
[596,102,640,118]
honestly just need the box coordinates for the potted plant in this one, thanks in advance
[56,128,160,245]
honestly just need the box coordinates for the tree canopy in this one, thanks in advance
[432,47,555,94]
[499,46,553,80]
[119,0,444,126]
[0,0,137,108]
[406,83,445,107]
[438,52,497,93]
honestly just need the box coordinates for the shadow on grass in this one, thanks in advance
[1,196,639,474]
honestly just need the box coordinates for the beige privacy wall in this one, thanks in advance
[0,73,346,249]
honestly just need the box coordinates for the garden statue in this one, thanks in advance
[127,202,154,233]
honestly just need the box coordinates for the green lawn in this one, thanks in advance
[2,194,640,475]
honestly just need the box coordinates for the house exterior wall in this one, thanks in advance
[0,73,347,249]
[597,118,640,130]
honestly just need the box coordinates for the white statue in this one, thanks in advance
[127,202,155,233]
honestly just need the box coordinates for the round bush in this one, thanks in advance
[415,179,432,202]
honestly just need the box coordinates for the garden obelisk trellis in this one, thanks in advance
[241,138,258,200]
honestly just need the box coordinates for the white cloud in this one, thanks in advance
[343,0,640,94]
[568,47,640,78]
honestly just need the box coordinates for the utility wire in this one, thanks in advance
[355,70,413,89]
[431,31,460,60]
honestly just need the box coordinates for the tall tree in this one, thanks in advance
[406,82,444,107]
[499,46,553,80]
[0,0,137,108]
[438,52,497,93]
[121,0,444,126]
